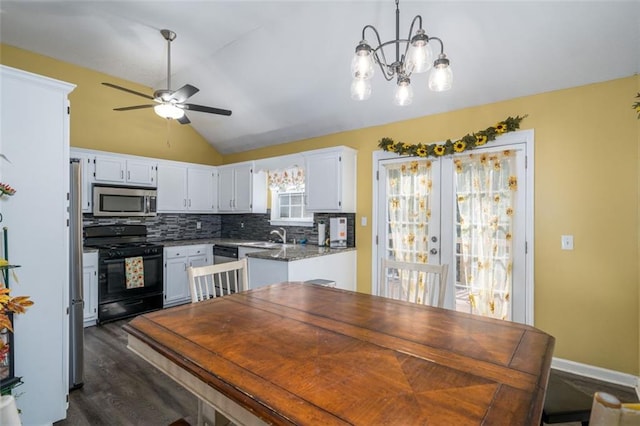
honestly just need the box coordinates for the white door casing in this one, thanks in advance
[373,130,534,324]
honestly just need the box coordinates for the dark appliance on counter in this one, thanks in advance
[84,225,163,324]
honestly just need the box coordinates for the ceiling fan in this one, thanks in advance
[102,29,231,124]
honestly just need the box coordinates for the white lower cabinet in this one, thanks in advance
[82,251,99,327]
[164,245,213,307]
[247,250,356,291]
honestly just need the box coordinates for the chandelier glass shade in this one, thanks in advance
[154,103,185,120]
[351,0,452,105]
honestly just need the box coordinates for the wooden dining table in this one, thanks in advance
[123,282,555,425]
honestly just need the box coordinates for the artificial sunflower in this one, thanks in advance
[453,140,466,152]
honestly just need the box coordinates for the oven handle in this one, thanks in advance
[101,253,163,264]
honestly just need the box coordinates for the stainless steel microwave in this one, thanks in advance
[92,185,157,217]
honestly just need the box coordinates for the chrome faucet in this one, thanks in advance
[270,227,287,244]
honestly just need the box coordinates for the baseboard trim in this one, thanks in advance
[552,357,639,394]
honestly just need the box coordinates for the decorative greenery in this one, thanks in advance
[0,184,16,197]
[633,93,640,119]
[378,115,528,158]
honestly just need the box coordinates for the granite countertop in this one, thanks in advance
[244,245,356,262]
[157,237,355,262]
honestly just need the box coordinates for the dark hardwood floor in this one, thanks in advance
[54,319,198,426]
[55,318,638,426]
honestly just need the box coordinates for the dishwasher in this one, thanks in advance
[212,245,238,264]
[212,245,240,294]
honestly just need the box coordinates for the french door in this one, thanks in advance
[374,130,533,324]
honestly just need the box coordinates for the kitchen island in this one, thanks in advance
[157,238,357,292]
[244,246,356,291]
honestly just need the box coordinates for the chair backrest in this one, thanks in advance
[187,258,248,303]
[379,259,449,308]
[590,392,640,426]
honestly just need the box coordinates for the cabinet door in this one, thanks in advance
[94,155,125,183]
[187,168,215,212]
[306,153,341,211]
[217,167,235,212]
[77,154,94,213]
[82,252,98,326]
[233,164,253,212]
[164,251,189,306]
[157,163,188,212]
[126,160,157,186]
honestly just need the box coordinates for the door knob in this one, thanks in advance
[431,236,438,243]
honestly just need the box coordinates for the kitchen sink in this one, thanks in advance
[242,241,282,249]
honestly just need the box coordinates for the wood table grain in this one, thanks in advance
[123,282,555,425]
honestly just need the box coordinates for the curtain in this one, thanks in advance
[385,160,434,302]
[455,150,517,320]
[268,167,305,192]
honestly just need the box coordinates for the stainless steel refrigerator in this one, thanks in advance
[69,158,84,389]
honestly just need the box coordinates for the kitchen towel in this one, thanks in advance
[125,256,145,289]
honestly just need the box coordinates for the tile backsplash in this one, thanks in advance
[83,212,355,247]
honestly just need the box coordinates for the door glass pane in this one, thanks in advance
[453,150,518,320]
[383,160,436,263]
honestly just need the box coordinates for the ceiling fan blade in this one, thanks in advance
[183,103,232,116]
[170,84,199,103]
[114,104,155,111]
[102,82,155,100]
[177,113,191,125]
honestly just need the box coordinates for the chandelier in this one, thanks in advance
[350,0,453,106]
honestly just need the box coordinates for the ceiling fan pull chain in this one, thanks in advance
[166,118,171,148]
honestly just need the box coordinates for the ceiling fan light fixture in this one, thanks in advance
[154,103,185,120]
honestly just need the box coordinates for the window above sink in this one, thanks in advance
[267,166,313,227]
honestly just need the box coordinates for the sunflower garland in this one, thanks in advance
[378,115,528,158]
[633,93,640,119]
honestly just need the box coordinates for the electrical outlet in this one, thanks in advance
[196,221,202,230]
[561,235,574,250]
[240,222,244,229]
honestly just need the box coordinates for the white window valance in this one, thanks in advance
[268,166,305,192]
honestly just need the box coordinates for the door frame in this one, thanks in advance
[372,129,535,324]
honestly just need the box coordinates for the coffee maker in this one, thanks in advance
[329,217,347,248]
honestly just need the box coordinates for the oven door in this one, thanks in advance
[98,252,163,304]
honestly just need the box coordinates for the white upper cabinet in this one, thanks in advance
[157,161,217,213]
[157,162,188,212]
[94,154,157,187]
[126,159,157,186]
[304,146,357,212]
[217,162,266,214]
[187,166,217,212]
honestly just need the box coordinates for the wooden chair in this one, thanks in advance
[379,258,448,308]
[589,392,640,426]
[187,258,248,303]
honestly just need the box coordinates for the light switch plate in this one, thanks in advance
[361,216,367,226]
[561,235,574,250]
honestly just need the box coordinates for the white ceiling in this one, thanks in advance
[1,1,638,154]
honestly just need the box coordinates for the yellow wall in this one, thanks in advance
[227,76,640,376]
[2,44,638,376]
[0,44,222,165]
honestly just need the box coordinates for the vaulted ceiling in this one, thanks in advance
[1,1,638,154]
